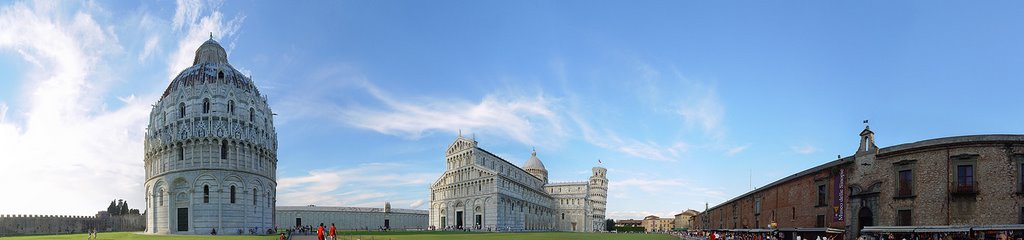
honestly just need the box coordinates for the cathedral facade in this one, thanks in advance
[428,136,607,232]
[143,37,277,234]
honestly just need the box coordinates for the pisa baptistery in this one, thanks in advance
[143,36,277,234]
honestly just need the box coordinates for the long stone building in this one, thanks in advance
[694,125,1024,240]
[143,36,278,234]
[275,203,428,230]
[429,135,608,232]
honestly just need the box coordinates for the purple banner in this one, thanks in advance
[833,168,845,222]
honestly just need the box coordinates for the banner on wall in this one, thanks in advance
[833,167,846,222]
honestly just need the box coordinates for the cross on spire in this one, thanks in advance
[210,32,213,40]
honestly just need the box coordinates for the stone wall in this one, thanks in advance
[275,206,427,231]
[0,214,145,236]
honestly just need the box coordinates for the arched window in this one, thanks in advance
[228,100,235,114]
[221,141,228,159]
[179,103,186,118]
[179,146,184,161]
[162,111,166,123]
[218,71,224,80]
[202,98,210,114]
[230,186,236,204]
[203,185,210,203]
[249,108,255,122]
[253,188,257,205]
[159,191,164,206]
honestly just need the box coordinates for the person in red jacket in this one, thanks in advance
[329,223,337,240]
[317,223,325,240]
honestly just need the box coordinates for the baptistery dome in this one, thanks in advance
[143,37,277,234]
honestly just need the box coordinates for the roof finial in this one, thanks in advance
[531,147,536,156]
[210,32,213,40]
[458,129,462,137]
[863,119,869,129]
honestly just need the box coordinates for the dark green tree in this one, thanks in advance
[119,200,129,215]
[605,219,615,231]
[106,200,117,214]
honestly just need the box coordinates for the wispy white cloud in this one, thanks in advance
[321,78,565,147]
[166,0,244,81]
[139,35,159,62]
[791,144,817,154]
[409,199,425,209]
[725,144,749,156]
[572,113,686,162]
[277,163,435,209]
[0,1,149,215]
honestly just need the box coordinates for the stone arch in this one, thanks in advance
[249,178,264,205]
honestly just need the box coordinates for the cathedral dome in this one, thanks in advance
[524,149,546,171]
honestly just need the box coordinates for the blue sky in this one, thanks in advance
[2,0,1024,220]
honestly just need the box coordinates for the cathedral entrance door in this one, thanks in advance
[176,208,189,232]
[384,219,390,229]
[456,211,464,229]
[475,214,482,229]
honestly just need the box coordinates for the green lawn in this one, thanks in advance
[1,231,677,240]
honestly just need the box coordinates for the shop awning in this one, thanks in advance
[971,224,1024,231]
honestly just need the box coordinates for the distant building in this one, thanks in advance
[615,219,642,228]
[275,203,427,230]
[695,125,1024,240]
[673,209,700,230]
[642,215,674,233]
[429,135,608,232]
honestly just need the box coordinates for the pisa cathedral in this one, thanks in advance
[429,135,608,232]
[143,37,277,234]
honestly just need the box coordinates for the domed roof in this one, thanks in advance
[161,35,260,100]
[523,149,546,171]
[193,35,228,65]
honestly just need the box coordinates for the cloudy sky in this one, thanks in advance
[3,0,1024,220]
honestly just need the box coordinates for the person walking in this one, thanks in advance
[329,223,336,240]
[317,223,325,240]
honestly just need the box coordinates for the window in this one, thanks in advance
[1015,155,1024,192]
[897,170,913,197]
[754,198,761,215]
[228,100,235,114]
[956,165,974,192]
[230,186,236,204]
[159,191,163,206]
[203,185,209,203]
[249,108,255,122]
[815,215,825,227]
[562,213,565,219]
[218,71,224,80]
[1021,207,1024,224]
[817,183,828,206]
[179,103,186,118]
[896,210,912,226]
[221,141,228,159]
[253,188,257,205]
[202,98,210,114]
[179,146,184,161]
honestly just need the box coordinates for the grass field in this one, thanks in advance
[0,231,677,240]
